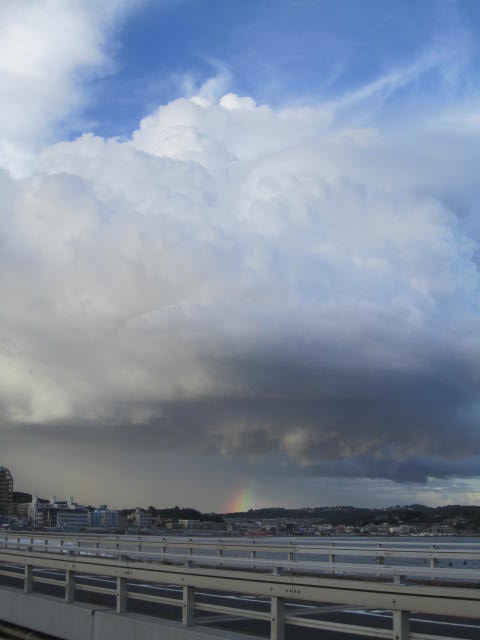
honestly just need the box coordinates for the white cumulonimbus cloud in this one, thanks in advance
[2,3,480,484]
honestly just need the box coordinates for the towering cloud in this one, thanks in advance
[2,82,480,488]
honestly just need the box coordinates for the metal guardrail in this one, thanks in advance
[3,542,480,582]
[3,532,480,560]
[0,544,479,640]
[2,533,480,578]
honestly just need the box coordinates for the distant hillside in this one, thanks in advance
[223,505,480,529]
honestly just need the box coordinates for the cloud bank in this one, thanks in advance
[2,75,480,487]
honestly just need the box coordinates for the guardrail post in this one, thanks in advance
[429,545,437,577]
[270,596,285,640]
[65,569,75,603]
[116,576,127,613]
[182,585,195,626]
[393,609,409,640]
[329,542,335,565]
[24,565,33,593]
[392,575,409,639]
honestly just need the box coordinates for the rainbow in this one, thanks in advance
[225,485,253,513]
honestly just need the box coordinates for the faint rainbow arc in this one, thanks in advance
[226,485,253,513]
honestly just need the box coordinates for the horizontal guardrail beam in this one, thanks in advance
[3,532,480,558]
[285,615,392,638]
[5,530,480,545]
[4,534,480,562]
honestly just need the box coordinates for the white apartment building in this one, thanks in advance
[133,508,152,528]
[29,495,89,529]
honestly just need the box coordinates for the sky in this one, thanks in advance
[2,0,480,511]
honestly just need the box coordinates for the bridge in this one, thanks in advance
[0,533,479,640]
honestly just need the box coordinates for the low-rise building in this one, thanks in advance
[133,508,152,529]
[29,495,89,530]
[93,506,120,529]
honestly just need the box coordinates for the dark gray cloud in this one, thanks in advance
[2,342,479,487]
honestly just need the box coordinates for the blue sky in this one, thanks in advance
[82,0,480,137]
[2,1,480,510]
